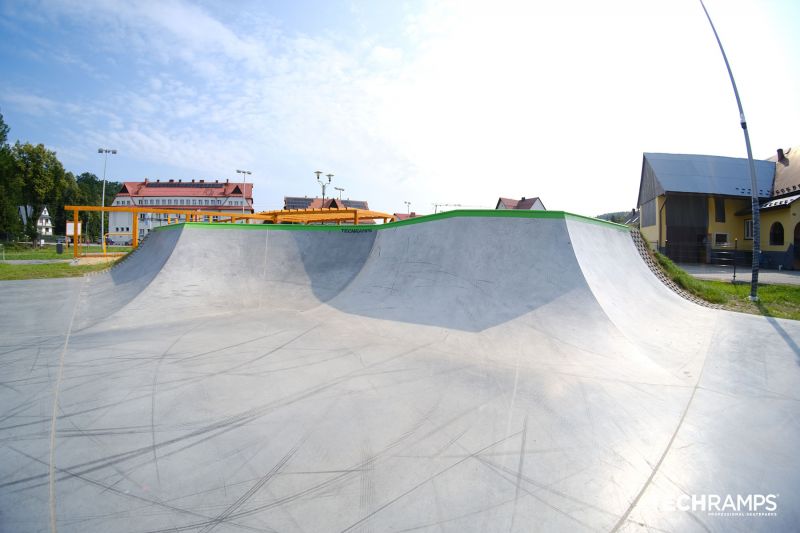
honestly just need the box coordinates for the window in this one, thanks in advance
[769,222,784,246]
[714,233,728,245]
[714,198,725,222]
[745,219,753,240]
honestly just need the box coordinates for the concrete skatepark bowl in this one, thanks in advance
[1,210,798,532]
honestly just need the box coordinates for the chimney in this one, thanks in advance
[156,179,160,183]
[521,196,526,201]
[178,179,182,182]
[144,178,148,183]
[191,179,195,183]
[200,179,205,183]
[169,179,174,183]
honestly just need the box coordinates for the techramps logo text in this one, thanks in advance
[671,493,779,517]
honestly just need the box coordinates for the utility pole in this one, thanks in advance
[98,148,117,244]
[700,0,761,300]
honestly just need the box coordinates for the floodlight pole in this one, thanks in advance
[236,169,252,220]
[316,171,333,205]
[334,186,345,200]
[700,0,760,300]
[98,148,117,244]
[404,201,411,214]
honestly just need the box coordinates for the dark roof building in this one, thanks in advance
[636,150,800,270]
[637,153,774,207]
[283,196,370,211]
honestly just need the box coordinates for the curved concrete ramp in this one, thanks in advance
[0,211,798,532]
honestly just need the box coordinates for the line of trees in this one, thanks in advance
[0,111,121,243]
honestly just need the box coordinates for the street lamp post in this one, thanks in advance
[315,171,333,205]
[699,0,761,301]
[98,148,117,244]
[404,201,411,214]
[235,169,251,221]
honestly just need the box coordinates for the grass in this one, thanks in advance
[0,243,131,260]
[653,251,800,320]
[0,260,119,280]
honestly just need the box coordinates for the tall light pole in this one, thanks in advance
[334,186,345,200]
[700,0,761,301]
[98,148,117,243]
[404,201,411,214]
[235,169,251,220]
[315,171,333,205]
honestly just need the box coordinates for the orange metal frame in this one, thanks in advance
[64,205,396,258]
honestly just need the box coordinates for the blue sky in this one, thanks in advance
[2,0,799,216]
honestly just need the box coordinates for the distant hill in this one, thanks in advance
[596,211,631,224]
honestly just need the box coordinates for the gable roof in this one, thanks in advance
[766,146,800,197]
[495,197,545,210]
[116,180,253,198]
[283,196,370,211]
[638,153,775,206]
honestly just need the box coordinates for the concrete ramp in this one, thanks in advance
[0,211,798,532]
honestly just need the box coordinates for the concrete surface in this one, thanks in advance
[0,212,798,532]
[677,262,800,285]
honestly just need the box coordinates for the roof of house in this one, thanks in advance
[116,180,253,198]
[766,147,800,197]
[283,196,370,210]
[495,197,545,210]
[761,193,800,211]
[393,212,419,220]
[638,153,775,206]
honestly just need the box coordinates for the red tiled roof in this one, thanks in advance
[393,212,419,220]
[116,180,253,198]
[495,196,544,210]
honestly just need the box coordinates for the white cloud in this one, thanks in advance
[4,0,800,216]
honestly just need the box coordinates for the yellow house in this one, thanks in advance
[637,152,776,266]
[761,147,800,269]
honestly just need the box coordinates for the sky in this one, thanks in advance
[1,0,799,217]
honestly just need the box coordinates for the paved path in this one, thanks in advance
[678,262,800,285]
[1,213,798,532]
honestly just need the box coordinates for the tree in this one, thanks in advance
[11,142,69,242]
[0,111,22,240]
[72,172,122,240]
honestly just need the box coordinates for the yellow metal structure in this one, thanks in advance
[65,205,396,258]
[256,208,396,225]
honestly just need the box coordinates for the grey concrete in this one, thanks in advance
[0,215,799,533]
[677,262,800,285]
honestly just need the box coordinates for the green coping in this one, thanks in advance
[152,210,630,233]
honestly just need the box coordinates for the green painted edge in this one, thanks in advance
[151,209,630,233]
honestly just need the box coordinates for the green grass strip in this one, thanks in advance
[0,261,119,280]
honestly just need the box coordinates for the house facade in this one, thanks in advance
[109,179,254,243]
[18,205,54,237]
[637,149,800,269]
